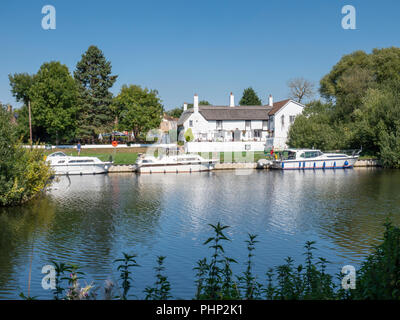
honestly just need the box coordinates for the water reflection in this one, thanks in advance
[1,168,400,299]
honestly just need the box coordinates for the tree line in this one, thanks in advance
[8,45,163,144]
[288,47,400,168]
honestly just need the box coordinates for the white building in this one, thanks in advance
[177,93,304,151]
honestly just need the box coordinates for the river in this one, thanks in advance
[1,168,399,299]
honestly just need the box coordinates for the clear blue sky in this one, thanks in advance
[0,0,399,110]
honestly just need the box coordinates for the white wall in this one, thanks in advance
[185,141,266,152]
[273,101,304,139]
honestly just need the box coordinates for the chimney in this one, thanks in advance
[183,102,188,111]
[229,92,235,107]
[193,94,199,113]
[269,94,273,107]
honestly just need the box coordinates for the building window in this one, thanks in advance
[290,115,296,124]
[254,130,261,138]
[216,120,222,130]
[245,120,251,130]
[281,115,285,127]
[189,120,193,127]
[262,120,268,130]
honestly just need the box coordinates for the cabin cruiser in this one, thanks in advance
[270,149,360,170]
[46,152,112,175]
[133,152,219,174]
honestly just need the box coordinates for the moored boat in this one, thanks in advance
[133,153,219,174]
[270,149,360,170]
[46,152,112,175]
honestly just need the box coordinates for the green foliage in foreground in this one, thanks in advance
[23,220,400,300]
[0,107,53,207]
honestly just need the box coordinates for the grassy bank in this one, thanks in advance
[46,149,267,165]
[46,148,142,165]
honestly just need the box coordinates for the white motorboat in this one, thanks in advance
[133,153,219,174]
[46,152,112,175]
[270,149,360,170]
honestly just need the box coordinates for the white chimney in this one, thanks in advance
[229,92,235,107]
[193,94,199,113]
[269,94,273,107]
[183,102,188,111]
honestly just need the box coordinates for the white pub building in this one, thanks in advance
[177,92,305,152]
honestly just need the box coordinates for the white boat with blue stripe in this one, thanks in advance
[271,149,360,170]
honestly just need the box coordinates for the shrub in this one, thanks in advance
[184,128,194,142]
[0,107,53,206]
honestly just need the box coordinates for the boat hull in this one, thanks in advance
[51,163,111,175]
[136,162,215,174]
[272,157,358,170]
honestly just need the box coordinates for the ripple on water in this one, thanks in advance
[1,169,400,299]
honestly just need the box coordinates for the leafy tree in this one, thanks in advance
[166,107,183,118]
[0,106,52,206]
[28,62,79,144]
[74,46,118,142]
[8,73,35,141]
[287,101,346,151]
[114,85,163,142]
[239,88,262,106]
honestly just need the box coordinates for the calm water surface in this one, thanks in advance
[1,168,400,299]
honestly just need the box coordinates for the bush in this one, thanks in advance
[0,107,53,206]
[184,128,194,142]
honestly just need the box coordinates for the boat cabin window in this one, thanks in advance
[68,160,94,163]
[48,152,66,157]
[287,151,296,160]
[58,160,65,164]
[300,151,323,159]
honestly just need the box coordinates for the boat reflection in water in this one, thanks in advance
[1,169,400,299]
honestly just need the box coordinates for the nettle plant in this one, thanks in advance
[20,221,400,300]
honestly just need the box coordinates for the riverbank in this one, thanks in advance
[107,158,380,173]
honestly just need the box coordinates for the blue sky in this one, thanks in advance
[0,0,399,110]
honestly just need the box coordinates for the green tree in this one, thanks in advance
[74,46,118,142]
[114,85,163,142]
[239,88,262,106]
[0,106,52,206]
[8,73,35,141]
[166,107,183,118]
[28,62,79,144]
[287,101,349,151]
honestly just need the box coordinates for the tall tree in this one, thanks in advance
[74,46,117,142]
[8,73,35,141]
[28,62,79,144]
[287,77,315,103]
[239,88,262,105]
[114,85,163,141]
